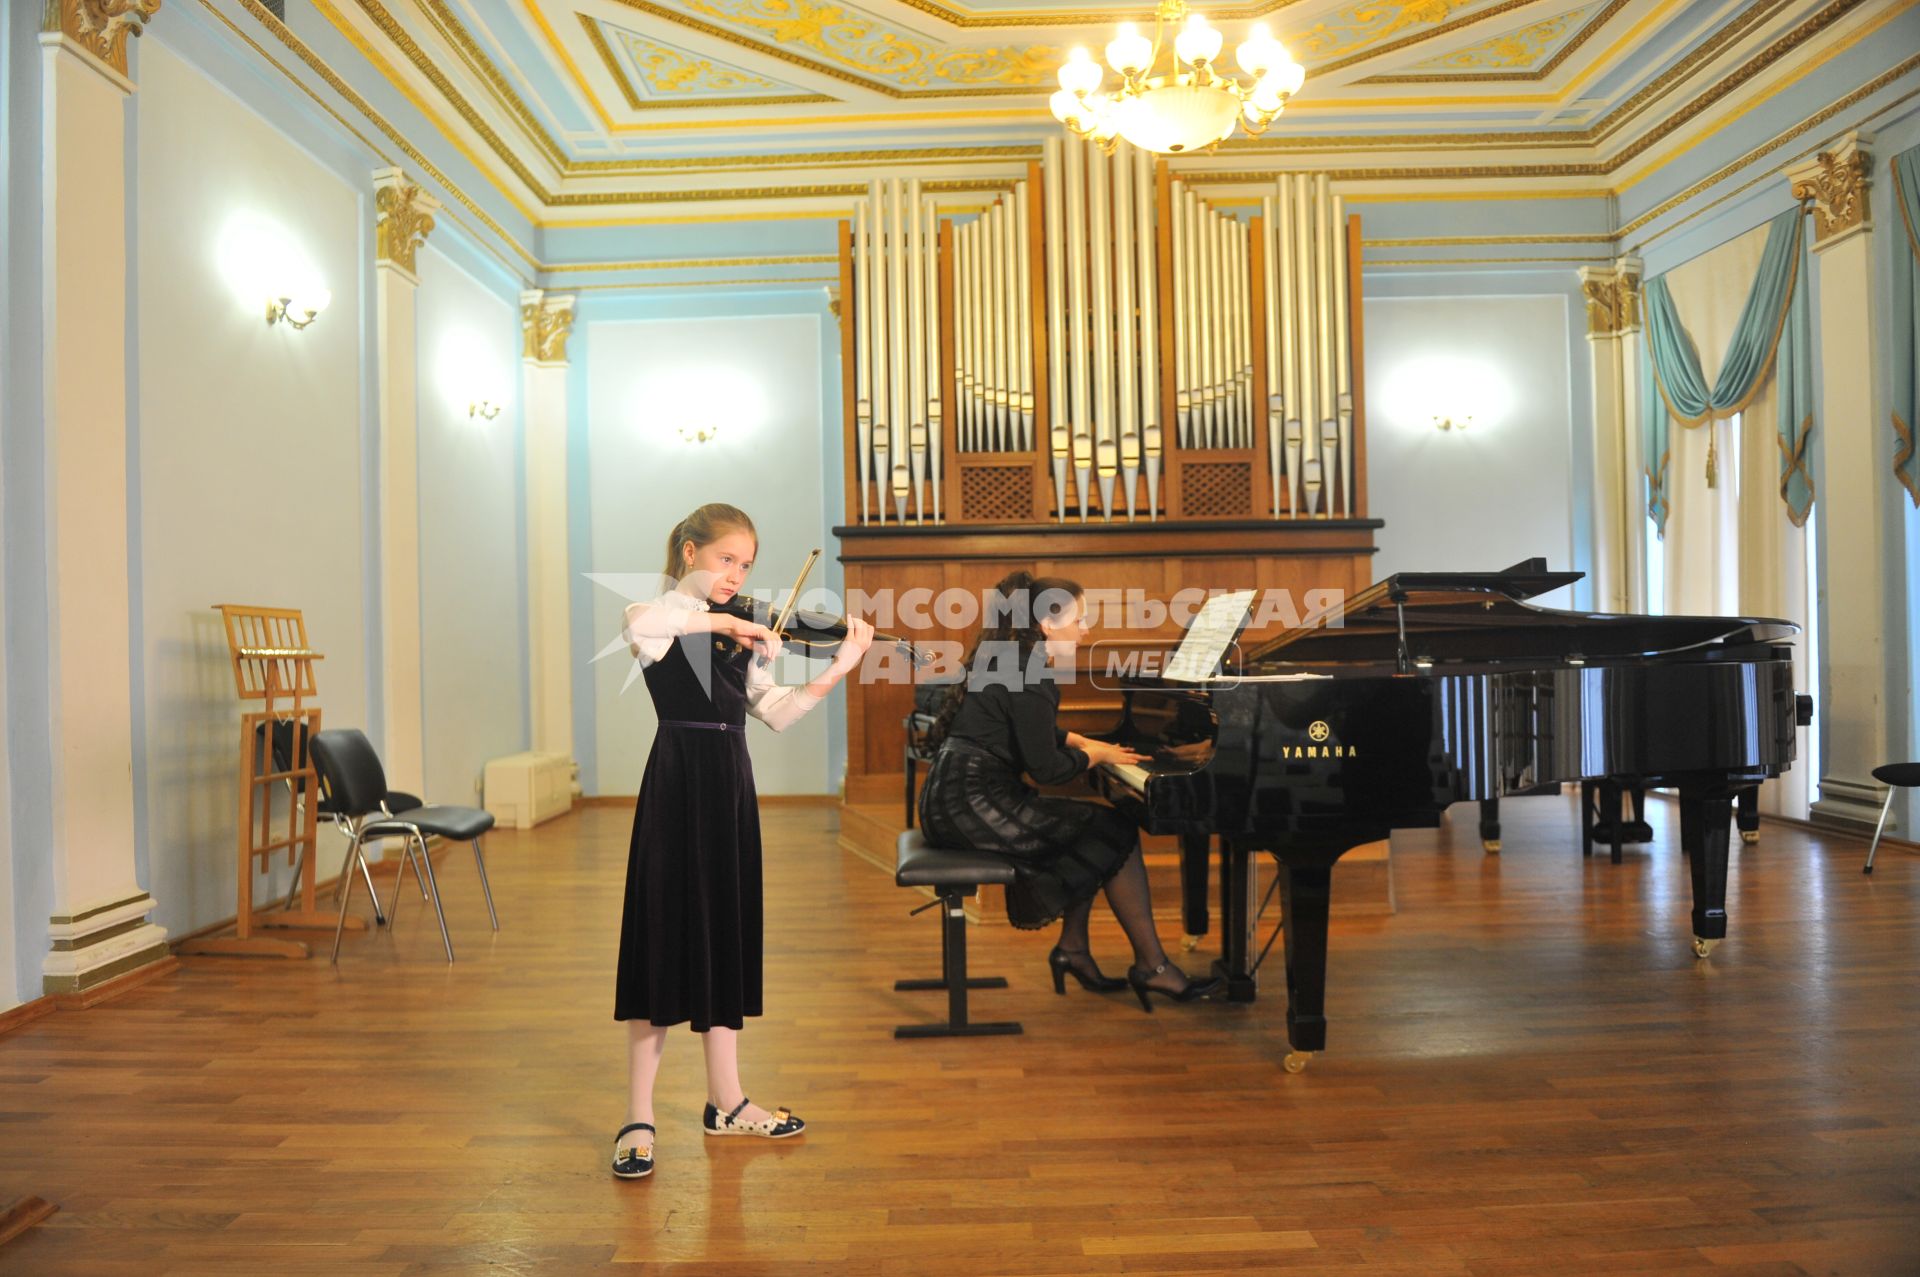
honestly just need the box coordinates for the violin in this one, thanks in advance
[711,548,930,669]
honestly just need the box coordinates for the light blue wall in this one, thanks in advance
[571,290,843,796]
[415,243,532,805]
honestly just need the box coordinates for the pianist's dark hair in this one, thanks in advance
[927,569,1084,750]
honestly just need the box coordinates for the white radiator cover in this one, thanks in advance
[483,751,574,829]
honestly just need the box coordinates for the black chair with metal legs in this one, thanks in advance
[1864,763,1920,874]
[309,729,500,963]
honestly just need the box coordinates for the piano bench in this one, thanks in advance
[893,830,1022,1040]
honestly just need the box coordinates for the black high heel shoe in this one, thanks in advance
[1048,945,1126,994]
[1126,962,1224,1011]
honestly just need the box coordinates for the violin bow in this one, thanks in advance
[758,548,820,668]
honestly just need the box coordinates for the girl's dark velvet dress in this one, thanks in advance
[615,602,812,1032]
[917,675,1139,929]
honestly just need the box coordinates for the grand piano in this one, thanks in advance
[1089,561,1812,1072]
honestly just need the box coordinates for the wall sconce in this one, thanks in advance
[1434,414,1472,432]
[265,288,331,330]
[470,400,503,420]
[677,425,720,444]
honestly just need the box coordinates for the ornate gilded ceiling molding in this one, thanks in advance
[43,0,161,78]
[373,168,438,277]
[1788,135,1871,247]
[581,14,831,109]
[1364,0,1623,84]
[604,0,1051,98]
[520,291,578,363]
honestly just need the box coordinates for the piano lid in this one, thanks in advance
[1243,559,1799,668]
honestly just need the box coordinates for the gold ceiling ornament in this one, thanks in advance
[1397,2,1597,73]
[43,0,163,77]
[372,168,439,276]
[1789,142,1871,245]
[1052,0,1305,155]
[520,292,578,363]
[674,0,1057,88]
[1299,0,1478,59]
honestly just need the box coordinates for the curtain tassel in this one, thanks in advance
[1705,423,1718,489]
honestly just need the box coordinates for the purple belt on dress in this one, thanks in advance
[661,719,744,733]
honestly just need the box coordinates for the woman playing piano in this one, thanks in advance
[918,569,1222,1011]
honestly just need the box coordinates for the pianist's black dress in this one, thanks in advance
[917,678,1140,929]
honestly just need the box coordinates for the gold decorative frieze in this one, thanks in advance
[1396,2,1599,73]
[373,168,438,276]
[520,292,577,363]
[1789,141,1871,245]
[43,0,162,77]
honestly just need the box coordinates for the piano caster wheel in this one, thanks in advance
[1692,937,1719,958]
[1180,933,1201,953]
[1482,840,1501,854]
[1740,831,1760,844]
[1282,1051,1311,1074]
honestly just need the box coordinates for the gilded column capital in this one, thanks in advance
[1787,133,1872,249]
[520,290,576,365]
[41,0,160,80]
[372,168,438,280]
[1577,263,1641,339]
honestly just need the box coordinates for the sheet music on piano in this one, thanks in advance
[1160,589,1259,682]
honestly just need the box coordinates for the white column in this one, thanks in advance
[36,0,170,995]
[1788,135,1893,829]
[372,168,438,799]
[520,290,578,789]
[1579,257,1643,614]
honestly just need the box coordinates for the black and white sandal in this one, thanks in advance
[611,1121,655,1178]
[702,1097,805,1139]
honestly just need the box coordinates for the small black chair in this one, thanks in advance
[257,719,420,925]
[309,729,499,964]
[1864,763,1920,874]
[893,829,1020,1039]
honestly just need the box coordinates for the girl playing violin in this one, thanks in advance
[610,502,874,1180]
[918,569,1222,1012]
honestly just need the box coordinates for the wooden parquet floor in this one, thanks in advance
[1,793,1917,1275]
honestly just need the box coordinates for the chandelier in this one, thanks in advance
[1050,0,1306,155]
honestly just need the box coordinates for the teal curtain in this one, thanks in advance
[1893,143,1920,507]
[1641,207,1815,535]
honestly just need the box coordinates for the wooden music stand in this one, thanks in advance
[177,605,366,959]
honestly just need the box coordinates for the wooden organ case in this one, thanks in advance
[832,141,1385,916]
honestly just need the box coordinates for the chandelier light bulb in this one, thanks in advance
[1105,22,1153,77]
[1273,54,1306,96]
[1174,14,1222,68]
[1058,46,1103,96]
[1049,87,1083,124]
[1237,22,1280,78]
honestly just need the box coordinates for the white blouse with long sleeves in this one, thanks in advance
[623,591,821,733]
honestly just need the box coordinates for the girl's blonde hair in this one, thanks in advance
[663,503,758,581]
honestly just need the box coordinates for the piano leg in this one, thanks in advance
[1680,789,1733,957]
[1580,781,1596,858]
[1609,782,1625,865]
[1479,798,1501,854]
[1736,786,1761,844]
[1215,837,1258,1003]
[1276,852,1341,1072]
[1179,832,1211,951]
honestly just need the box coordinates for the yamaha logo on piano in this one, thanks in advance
[1286,720,1357,759]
